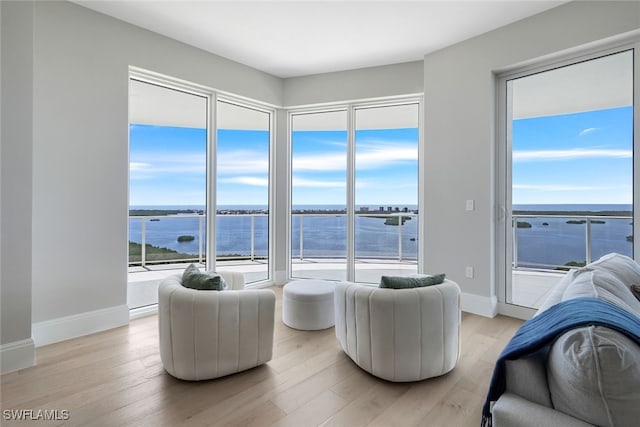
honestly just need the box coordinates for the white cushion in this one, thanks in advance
[334,279,460,382]
[562,269,640,318]
[588,253,640,286]
[547,326,640,427]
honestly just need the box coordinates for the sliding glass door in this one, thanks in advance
[128,78,208,309]
[291,110,348,280]
[502,49,635,309]
[290,100,421,283]
[354,104,419,283]
[215,100,271,283]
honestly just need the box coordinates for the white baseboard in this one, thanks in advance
[32,304,129,347]
[129,304,158,320]
[461,292,498,318]
[1,338,35,374]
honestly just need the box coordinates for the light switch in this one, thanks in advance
[466,199,475,211]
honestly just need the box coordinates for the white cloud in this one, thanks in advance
[513,184,626,192]
[218,176,268,187]
[129,162,151,171]
[292,176,345,188]
[357,144,417,168]
[513,149,631,162]
[292,140,417,172]
[292,153,346,172]
[216,150,269,175]
[579,127,599,136]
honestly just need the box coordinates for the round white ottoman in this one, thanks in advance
[283,280,335,330]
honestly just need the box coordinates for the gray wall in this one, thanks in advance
[422,0,640,311]
[30,0,282,326]
[1,1,34,348]
[284,61,424,107]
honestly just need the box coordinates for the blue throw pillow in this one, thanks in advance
[379,273,446,289]
[181,264,228,291]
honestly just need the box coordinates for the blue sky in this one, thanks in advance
[512,106,632,205]
[130,106,632,207]
[130,125,419,207]
[291,128,419,206]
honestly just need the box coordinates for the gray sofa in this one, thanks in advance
[492,253,640,427]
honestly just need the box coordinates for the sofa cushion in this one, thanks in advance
[547,325,640,427]
[181,264,228,291]
[379,273,445,289]
[561,269,640,318]
[588,252,640,290]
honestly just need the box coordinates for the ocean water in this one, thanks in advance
[128,208,419,260]
[129,204,633,267]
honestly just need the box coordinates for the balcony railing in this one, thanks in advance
[129,212,418,268]
[512,213,633,271]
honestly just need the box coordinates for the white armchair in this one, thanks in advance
[158,271,275,381]
[334,280,461,382]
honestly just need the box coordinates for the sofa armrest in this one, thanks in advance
[492,393,594,427]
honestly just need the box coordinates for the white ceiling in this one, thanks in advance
[73,0,566,78]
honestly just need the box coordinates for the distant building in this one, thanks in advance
[361,207,369,212]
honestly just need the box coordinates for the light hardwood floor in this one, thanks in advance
[1,287,523,427]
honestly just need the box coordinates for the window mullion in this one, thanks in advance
[347,105,356,282]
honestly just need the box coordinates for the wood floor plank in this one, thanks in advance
[0,286,524,427]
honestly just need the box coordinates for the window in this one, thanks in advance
[291,110,348,280]
[499,49,635,310]
[215,100,272,283]
[128,78,209,309]
[128,75,273,312]
[354,104,420,283]
[290,100,421,283]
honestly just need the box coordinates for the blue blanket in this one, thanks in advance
[481,297,640,427]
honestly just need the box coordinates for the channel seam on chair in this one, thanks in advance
[168,287,178,376]
[392,290,396,381]
[190,292,197,380]
[256,296,261,366]
[215,295,220,378]
[236,294,241,372]
[367,289,373,372]
[419,289,423,379]
[437,287,445,374]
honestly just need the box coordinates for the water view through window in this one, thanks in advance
[507,50,634,308]
[291,103,420,283]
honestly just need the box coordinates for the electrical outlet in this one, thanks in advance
[465,266,474,278]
